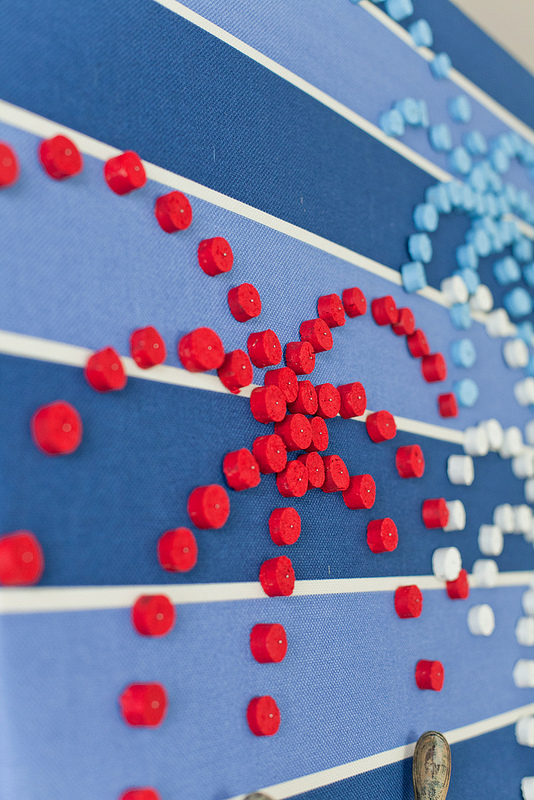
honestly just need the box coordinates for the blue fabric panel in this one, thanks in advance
[0,123,531,433]
[0,587,531,800]
[1,355,533,587]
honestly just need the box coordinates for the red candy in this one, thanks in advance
[104,150,146,195]
[228,283,262,322]
[276,460,308,498]
[85,347,127,392]
[316,383,341,419]
[178,327,225,372]
[285,341,315,375]
[157,528,198,572]
[252,434,287,474]
[342,287,367,317]
[297,451,325,488]
[371,295,398,325]
[0,531,44,585]
[0,142,19,187]
[247,695,281,736]
[288,380,318,415]
[217,349,253,394]
[338,382,366,418]
[119,683,167,726]
[250,623,288,663]
[438,392,458,418]
[275,414,312,451]
[421,353,447,382]
[247,329,282,368]
[366,410,396,443]
[154,191,192,232]
[415,660,444,691]
[259,556,295,596]
[305,416,329,452]
[120,791,161,800]
[407,329,430,358]
[197,237,233,276]
[39,135,83,180]
[396,445,425,478]
[269,507,301,545]
[446,568,470,600]
[187,485,230,529]
[422,498,449,529]
[265,367,298,403]
[130,326,166,369]
[31,401,82,455]
[299,319,333,352]
[342,474,376,510]
[249,386,286,423]
[392,307,415,336]
[395,585,423,618]
[132,595,176,636]
[367,518,398,553]
[318,293,345,328]
[223,448,261,491]
[322,455,350,493]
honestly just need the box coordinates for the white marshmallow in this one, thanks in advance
[516,716,534,747]
[516,617,534,647]
[515,378,534,407]
[467,604,495,636]
[443,500,466,532]
[493,503,515,532]
[500,426,524,458]
[463,426,489,457]
[447,454,474,485]
[478,524,504,556]
[503,338,529,368]
[432,546,462,581]
[514,504,533,534]
[479,418,504,451]
[522,589,534,616]
[470,284,493,313]
[441,275,468,304]
[525,478,534,504]
[522,777,534,800]
[485,308,511,337]
[514,660,534,688]
[513,453,534,479]
[472,559,498,587]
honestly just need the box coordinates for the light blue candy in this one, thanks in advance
[454,378,479,407]
[454,268,480,294]
[413,202,439,232]
[427,124,452,152]
[517,190,531,214]
[468,164,487,193]
[401,261,427,293]
[507,132,524,156]
[417,100,430,128]
[504,183,518,208]
[496,194,510,216]
[516,321,534,345]
[527,353,534,377]
[513,237,534,263]
[493,256,521,285]
[449,303,472,330]
[430,52,452,79]
[486,168,503,194]
[394,98,421,125]
[463,130,488,156]
[489,230,504,255]
[522,143,534,166]
[471,193,486,218]
[448,95,472,124]
[523,263,534,287]
[448,147,472,175]
[460,184,475,213]
[504,287,533,319]
[466,227,491,257]
[408,233,432,263]
[408,18,433,47]
[385,0,414,21]
[492,133,515,159]
[379,109,405,137]
[490,147,510,175]
[451,338,477,368]
[456,243,478,270]
[484,193,499,218]
[499,219,515,246]
[425,183,452,214]
[473,216,497,237]
[446,181,464,208]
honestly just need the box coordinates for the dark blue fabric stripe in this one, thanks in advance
[1,355,532,587]
[0,0,433,273]
[404,0,534,130]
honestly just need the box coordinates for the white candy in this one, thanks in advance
[503,338,529,368]
[526,420,534,447]
[522,589,534,616]
[470,284,493,313]
[485,308,511,337]
[493,503,515,532]
[516,617,534,647]
[467,604,495,636]
[441,275,468,304]
[515,505,533,535]
[443,500,466,532]
[525,520,534,544]
[463,426,489,457]
[513,453,534,479]
[500,426,524,458]
[516,716,534,747]
[478,524,504,556]
[522,776,534,800]
[514,660,534,688]
[479,418,504,452]
[515,378,534,407]
[525,478,534,504]
[472,558,498,587]
[447,454,474,485]
[432,546,462,581]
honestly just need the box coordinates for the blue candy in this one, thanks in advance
[448,146,472,175]
[484,193,499,218]
[523,263,534,287]
[417,100,430,128]
[448,95,472,124]
[451,338,477,368]
[454,268,480,294]
[379,109,405,137]
[490,147,510,175]
[430,53,452,79]
[504,183,518,208]
[413,202,439,232]
[468,164,487,193]
[466,227,491,257]
[513,237,534,263]
[470,193,486,218]
[526,353,534,377]
[456,243,478,270]
[498,219,515,247]
[425,183,452,214]
[408,233,432,263]
[460,184,475,213]
[454,378,479,408]
[493,256,521,285]
[492,133,515,159]
[401,261,427,293]
[503,287,533,319]
[449,303,472,330]
[394,98,421,125]
[496,194,510,216]
[516,321,534,345]
[463,130,488,156]
[408,18,433,47]
[427,124,452,152]
[446,181,464,209]
[385,0,414,21]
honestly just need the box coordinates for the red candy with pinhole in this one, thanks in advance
[132,595,176,636]
[305,416,329,452]
[0,531,44,585]
[155,191,192,232]
[228,283,262,322]
[288,380,318,415]
[446,568,470,599]
[318,293,345,327]
[367,518,398,553]
[285,341,315,375]
[119,683,168,727]
[371,295,398,325]
[338,382,366,418]
[297,451,325,488]
[31,401,83,455]
[322,455,350,493]
[217,349,253,394]
[253,434,287,474]
[407,329,430,358]
[276,460,308,498]
[269,507,301,545]
[247,329,282,367]
[187,485,230,529]
[422,498,449,529]
[39,135,83,180]
[396,445,425,478]
[0,142,19,187]
[315,383,341,419]
[250,385,286,423]
[198,237,233,276]
[223,448,261,491]
[85,347,127,392]
[178,327,225,372]
[275,414,312,451]
[264,367,298,403]
[250,624,288,663]
[342,287,367,317]
[259,556,295,596]
[366,410,396,442]
[299,319,333,352]
[438,392,458,418]
[130,326,166,369]
[342,474,376,509]
[104,150,146,195]
[421,353,447,382]
[157,528,198,572]
[416,660,444,691]
[392,308,415,336]
[247,695,281,736]
[395,585,423,618]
